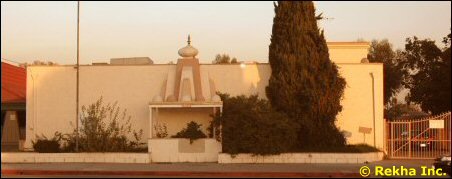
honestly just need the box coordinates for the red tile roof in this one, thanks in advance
[1,62,26,104]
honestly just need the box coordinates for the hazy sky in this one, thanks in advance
[1,1,451,65]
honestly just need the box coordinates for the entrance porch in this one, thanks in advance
[148,101,222,162]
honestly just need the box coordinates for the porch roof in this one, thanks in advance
[148,101,222,108]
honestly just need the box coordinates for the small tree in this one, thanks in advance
[212,54,239,64]
[172,121,207,144]
[368,39,404,105]
[65,97,145,152]
[231,57,238,64]
[400,34,451,114]
[20,60,59,67]
[154,122,168,138]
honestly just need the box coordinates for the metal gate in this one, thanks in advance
[386,112,451,159]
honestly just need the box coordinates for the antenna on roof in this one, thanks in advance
[316,13,335,21]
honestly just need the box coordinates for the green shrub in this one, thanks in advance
[32,132,65,153]
[33,140,60,153]
[63,97,146,152]
[212,93,299,156]
[172,121,207,144]
[154,123,168,138]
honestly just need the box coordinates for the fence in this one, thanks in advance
[386,112,451,159]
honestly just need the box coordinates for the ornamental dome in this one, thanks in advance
[178,35,198,58]
[212,95,221,102]
[361,58,370,63]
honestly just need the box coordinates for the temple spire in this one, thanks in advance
[178,34,198,58]
[187,34,191,45]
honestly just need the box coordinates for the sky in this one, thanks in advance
[1,1,451,65]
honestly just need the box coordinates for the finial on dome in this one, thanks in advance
[187,34,191,45]
[178,34,198,58]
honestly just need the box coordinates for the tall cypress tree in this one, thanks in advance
[266,1,346,150]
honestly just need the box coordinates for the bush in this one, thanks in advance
[172,121,207,144]
[32,132,65,153]
[154,122,168,138]
[294,143,380,153]
[63,97,146,152]
[212,93,299,156]
[346,144,380,153]
[33,140,60,153]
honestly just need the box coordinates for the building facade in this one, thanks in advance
[24,39,384,157]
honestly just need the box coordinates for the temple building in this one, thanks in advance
[24,36,383,162]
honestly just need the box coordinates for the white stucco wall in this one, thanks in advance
[201,64,271,99]
[24,42,383,151]
[202,63,384,149]
[25,65,175,150]
[25,62,383,151]
[336,64,384,148]
[327,42,370,63]
[26,67,77,146]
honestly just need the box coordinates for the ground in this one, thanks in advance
[1,159,450,178]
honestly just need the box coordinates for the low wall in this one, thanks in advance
[1,151,383,164]
[218,152,384,164]
[149,138,222,163]
[1,152,150,163]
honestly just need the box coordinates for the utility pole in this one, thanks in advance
[76,0,80,152]
[370,72,376,148]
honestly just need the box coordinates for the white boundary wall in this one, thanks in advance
[1,152,383,164]
[1,153,150,163]
[218,152,384,164]
[149,138,222,163]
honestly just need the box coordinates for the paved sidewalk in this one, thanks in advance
[1,159,448,178]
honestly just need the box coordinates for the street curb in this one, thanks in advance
[2,169,362,177]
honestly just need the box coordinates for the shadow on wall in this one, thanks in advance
[212,63,268,99]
